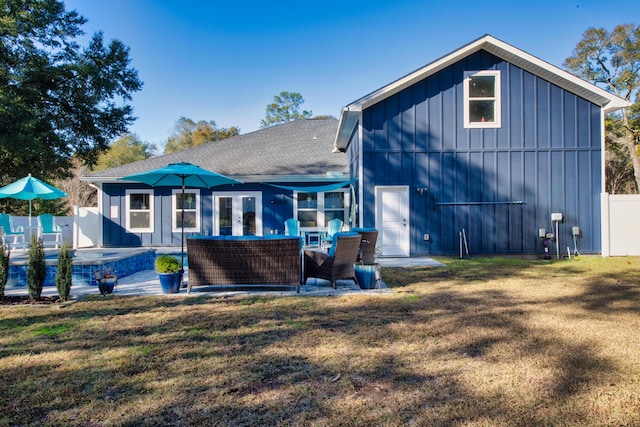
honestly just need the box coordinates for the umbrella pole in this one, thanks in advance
[181,178,185,269]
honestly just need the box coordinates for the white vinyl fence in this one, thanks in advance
[601,193,640,256]
[73,206,100,248]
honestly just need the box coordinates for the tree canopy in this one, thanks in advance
[0,0,142,185]
[93,133,156,171]
[260,91,312,128]
[564,24,640,193]
[164,117,239,154]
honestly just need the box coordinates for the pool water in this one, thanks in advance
[7,248,156,288]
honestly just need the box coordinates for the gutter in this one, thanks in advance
[333,108,361,152]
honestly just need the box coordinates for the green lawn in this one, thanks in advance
[1,256,639,426]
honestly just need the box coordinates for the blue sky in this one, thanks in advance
[64,0,638,150]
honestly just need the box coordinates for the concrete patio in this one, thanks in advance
[4,252,444,300]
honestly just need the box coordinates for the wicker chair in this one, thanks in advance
[352,228,379,265]
[303,233,361,289]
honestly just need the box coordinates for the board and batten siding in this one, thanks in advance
[100,183,296,247]
[359,50,601,255]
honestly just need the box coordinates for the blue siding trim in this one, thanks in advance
[358,50,603,255]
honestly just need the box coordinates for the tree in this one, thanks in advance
[260,91,312,128]
[164,117,239,154]
[93,133,156,171]
[605,118,636,193]
[0,0,142,187]
[564,24,640,193]
[56,157,98,211]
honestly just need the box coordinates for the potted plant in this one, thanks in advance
[354,259,382,290]
[352,229,382,290]
[155,255,183,294]
[94,266,117,295]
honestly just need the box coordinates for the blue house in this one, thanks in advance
[333,35,627,256]
[84,118,353,247]
[86,35,628,256]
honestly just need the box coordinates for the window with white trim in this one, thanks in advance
[464,70,501,128]
[172,189,200,232]
[126,189,154,232]
[295,190,349,229]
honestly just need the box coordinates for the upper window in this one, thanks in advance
[125,189,154,233]
[464,70,501,128]
[172,189,200,232]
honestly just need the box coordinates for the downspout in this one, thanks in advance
[358,120,364,228]
[600,108,610,257]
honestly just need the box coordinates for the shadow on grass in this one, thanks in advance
[0,256,638,425]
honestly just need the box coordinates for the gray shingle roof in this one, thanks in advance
[85,118,346,182]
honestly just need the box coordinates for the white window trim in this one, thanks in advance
[125,189,154,233]
[294,189,350,231]
[463,70,501,128]
[172,189,200,233]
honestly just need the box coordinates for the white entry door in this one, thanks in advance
[214,192,262,236]
[375,186,410,257]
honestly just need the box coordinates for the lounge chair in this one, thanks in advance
[38,214,63,248]
[284,218,300,236]
[303,232,361,289]
[0,213,25,249]
[321,218,343,249]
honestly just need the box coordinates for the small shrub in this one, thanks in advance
[56,240,73,301]
[27,235,46,300]
[155,255,182,273]
[0,242,9,299]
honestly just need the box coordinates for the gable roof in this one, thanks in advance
[84,118,347,184]
[334,34,630,151]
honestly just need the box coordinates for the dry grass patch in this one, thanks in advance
[1,256,639,425]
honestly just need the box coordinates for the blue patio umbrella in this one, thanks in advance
[120,162,242,267]
[0,173,68,227]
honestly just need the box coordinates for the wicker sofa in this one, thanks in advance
[186,236,302,293]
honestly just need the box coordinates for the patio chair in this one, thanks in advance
[352,227,379,265]
[38,214,63,248]
[0,213,25,249]
[321,218,343,249]
[303,232,361,289]
[284,218,300,236]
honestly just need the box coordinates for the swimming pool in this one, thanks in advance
[7,248,157,288]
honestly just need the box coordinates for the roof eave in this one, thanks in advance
[333,108,361,151]
[82,173,351,185]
